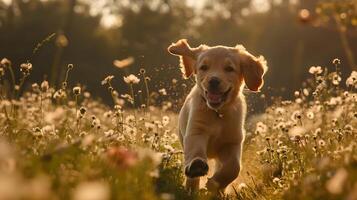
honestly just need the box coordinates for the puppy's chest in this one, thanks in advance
[206,116,240,140]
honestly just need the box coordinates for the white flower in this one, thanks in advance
[309,66,323,75]
[45,107,65,124]
[255,122,268,134]
[113,57,134,69]
[318,139,326,147]
[40,80,49,91]
[303,88,309,96]
[273,177,281,184]
[20,62,32,72]
[275,107,285,115]
[288,126,306,137]
[72,181,110,200]
[0,58,11,68]
[137,148,162,167]
[123,74,140,84]
[326,96,342,106]
[237,183,248,191]
[42,125,55,135]
[101,75,114,85]
[104,129,115,137]
[144,122,155,132]
[53,89,66,100]
[291,110,302,121]
[331,73,341,85]
[125,115,135,124]
[346,71,357,88]
[162,116,170,126]
[295,98,303,104]
[159,88,167,96]
[164,144,174,152]
[306,111,314,119]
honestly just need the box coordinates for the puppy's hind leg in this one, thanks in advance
[207,144,242,192]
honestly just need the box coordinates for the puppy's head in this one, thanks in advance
[168,39,268,110]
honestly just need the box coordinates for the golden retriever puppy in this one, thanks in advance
[167,39,268,192]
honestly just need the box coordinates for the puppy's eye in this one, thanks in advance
[200,65,208,71]
[225,66,235,72]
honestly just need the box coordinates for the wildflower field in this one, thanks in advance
[0,57,356,200]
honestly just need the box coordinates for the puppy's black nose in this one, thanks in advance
[208,77,221,89]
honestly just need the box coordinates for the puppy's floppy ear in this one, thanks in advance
[168,39,204,78]
[237,45,268,91]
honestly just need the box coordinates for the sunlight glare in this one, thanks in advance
[101,14,122,29]
[2,0,12,6]
[251,0,271,13]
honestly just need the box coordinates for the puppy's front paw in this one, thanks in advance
[185,158,209,178]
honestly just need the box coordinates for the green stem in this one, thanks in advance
[39,91,43,126]
[0,90,10,121]
[143,74,150,108]
[129,83,135,108]
[75,95,80,134]
[8,65,16,90]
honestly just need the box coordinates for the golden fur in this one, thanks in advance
[168,39,268,192]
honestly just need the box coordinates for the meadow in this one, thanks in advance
[0,57,356,200]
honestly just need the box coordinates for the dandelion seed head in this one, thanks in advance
[79,107,86,115]
[332,58,341,66]
[318,139,326,147]
[139,68,146,74]
[73,86,81,95]
[68,64,74,70]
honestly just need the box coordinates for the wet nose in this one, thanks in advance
[208,77,221,90]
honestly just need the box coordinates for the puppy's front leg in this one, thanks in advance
[183,134,209,179]
[207,144,242,191]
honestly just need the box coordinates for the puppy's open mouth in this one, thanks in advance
[204,87,232,108]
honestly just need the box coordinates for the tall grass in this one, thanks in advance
[0,57,356,200]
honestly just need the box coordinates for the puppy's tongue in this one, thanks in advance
[207,92,222,104]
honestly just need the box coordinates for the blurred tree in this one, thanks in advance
[50,0,77,86]
[0,0,356,106]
